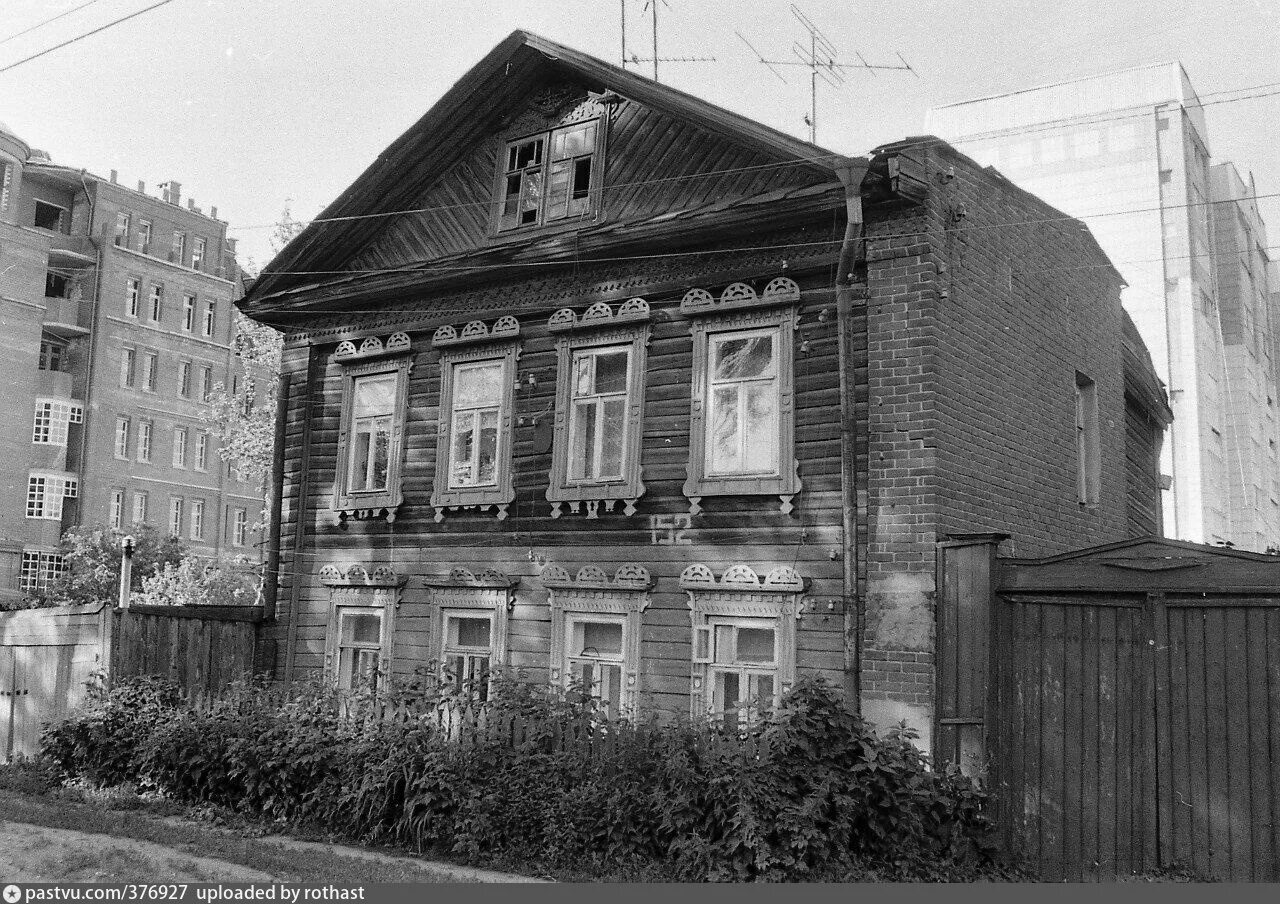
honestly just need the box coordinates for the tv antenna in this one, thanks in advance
[620,0,715,82]
[737,4,916,143]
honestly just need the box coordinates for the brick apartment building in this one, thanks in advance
[239,33,1170,747]
[0,120,265,604]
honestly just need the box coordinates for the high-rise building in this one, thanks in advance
[926,63,1280,548]
[0,120,265,604]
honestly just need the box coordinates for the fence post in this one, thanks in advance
[118,535,135,610]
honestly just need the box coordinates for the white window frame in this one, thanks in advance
[1076,372,1101,506]
[319,564,403,693]
[168,497,184,537]
[143,351,158,392]
[190,499,204,541]
[182,294,196,332]
[232,508,247,547]
[115,211,130,245]
[202,300,216,337]
[137,219,152,253]
[173,426,188,468]
[121,347,136,388]
[125,277,140,317]
[137,420,152,463]
[191,236,206,271]
[172,231,186,265]
[332,345,412,523]
[704,327,781,479]
[440,609,496,701]
[26,472,77,520]
[115,416,130,459]
[19,550,64,593]
[178,360,191,398]
[425,568,515,697]
[132,491,148,525]
[149,284,163,322]
[110,489,124,530]
[32,399,83,446]
[195,431,209,471]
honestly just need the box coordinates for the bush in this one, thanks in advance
[41,675,1003,881]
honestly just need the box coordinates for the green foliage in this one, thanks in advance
[22,524,185,609]
[135,556,258,607]
[41,675,1004,881]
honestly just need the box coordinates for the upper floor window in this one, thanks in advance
[190,499,205,541]
[120,347,136,387]
[109,490,124,531]
[706,329,779,477]
[171,232,186,265]
[202,300,216,337]
[19,550,64,593]
[200,364,214,401]
[1076,372,1101,506]
[32,399,83,446]
[114,212,130,246]
[137,420,153,462]
[182,294,196,331]
[149,285,163,322]
[33,200,65,232]
[126,278,140,317]
[39,340,67,372]
[195,431,209,471]
[0,161,11,212]
[114,416,130,459]
[26,472,77,520]
[132,491,148,524]
[191,236,207,271]
[142,352,158,392]
[137,220,152,253]
[172,426,188,468]
[169,497,184,537]
[178,360,192,398]
[232,508,247,547]
[496,120,601,232]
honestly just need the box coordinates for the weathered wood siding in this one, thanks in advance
[111,604,262,697]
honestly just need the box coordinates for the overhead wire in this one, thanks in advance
[0,0,104,46]
[0,0,179,76]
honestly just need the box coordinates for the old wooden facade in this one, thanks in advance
[240,32,1171,740]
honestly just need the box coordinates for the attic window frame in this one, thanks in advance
[490,117,606,235]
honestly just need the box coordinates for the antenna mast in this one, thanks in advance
[737,4,916,143]
[620,0,715,81]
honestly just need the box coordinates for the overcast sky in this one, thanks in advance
[2,0,1278,270]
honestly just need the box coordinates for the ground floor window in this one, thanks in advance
[19,550,64,593]
[704,618,779,725]
[440,610,494,700]
[564,614,626,714]
[319,563,403,695]
[425,568,516,702]
[336,608,383,691]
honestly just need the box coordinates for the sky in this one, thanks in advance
[2,0,1279,270]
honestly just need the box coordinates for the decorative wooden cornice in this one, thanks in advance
[547,297,651,333]
[318,563,407,587]
[679,563,808,593]
[422,567,519,589]
[539,563,656,591]
[431,315,520,348]
[334,331,411,362]
[680,277,800,317]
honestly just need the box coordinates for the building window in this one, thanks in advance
[171,232,186,265]
[0,161,11,212]
[132,491,148,524]
[137,220,152,253]
[440,612,495,700]
[202,300,216,337]
[190,499,204,541]
[332,334,413,522]
[425,568,514,699]
[542,564,653,717]
[19,551,64,593]
[320,565,403,692]
[39,340,67,372]
[137,420,152,462]
[191,236,206,271]
[33,200,65,231]
[195,432,209,471]
[126,278,140,317]
[182,294,195,331]
[681,279,803,515]
[337,609,384,691]
[32,399,84,446]
[108,490,124,530]
[149,285,163,322]
[232,508,247,547]
[114,416,130,459]
[1076,372,1101,506]
[114,212,130,246]
[429,319,519,521]
[120,347,136,387]
[172,426,188,468]
[496,119,602,232]
[143,352,158,392]
[681,563,807,725]
[200,365,213,401]
[178,360,191,398]
[45,271,69,299]
[26,472,77,520]
[168,497,184,537]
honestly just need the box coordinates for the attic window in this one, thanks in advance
[497,120,600,232]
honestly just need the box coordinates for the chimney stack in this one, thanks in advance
[187,198,195,210]
[110,169,118,184]
[210,206,218,219]
[160,181,182,206]
[137,180,145,193]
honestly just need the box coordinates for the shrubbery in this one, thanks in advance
[41,675,1007,881]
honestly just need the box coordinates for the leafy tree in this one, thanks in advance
[28,524,185,609]
[135,556,258,607]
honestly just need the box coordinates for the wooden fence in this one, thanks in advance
[937,535,1280,881]
[111,604,262,697]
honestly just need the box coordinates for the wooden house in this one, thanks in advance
[239,32,1171,748]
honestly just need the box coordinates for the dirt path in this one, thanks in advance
[0,820,278,883]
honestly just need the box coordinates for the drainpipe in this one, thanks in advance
[833,156,870,712]
[263,370,289,622]
[75,170,100,523]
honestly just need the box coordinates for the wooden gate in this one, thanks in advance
[938,536,1280,881]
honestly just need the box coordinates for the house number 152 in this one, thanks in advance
[649,514,692,545]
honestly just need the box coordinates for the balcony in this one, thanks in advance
[46,232,96,265]
[42,293,89,337]
[35,368,75,398]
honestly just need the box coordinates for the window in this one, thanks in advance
[149,285,163,322]
[178,360,191,398]
[132,491,148,524]
[682,279,802,515]
[114,416,130,458]
[182,294,195,331]
[126,278,140,317]
[442,612,493,700]
[32,399,84,445]
[191,236,206,271]
[19,551,64,593]
[168,497,184,537]
[190,499,204,541]
[1076,373,1101,506]
[33,200,65,231]
[137,420,152,462]
[496,119,601,232]
[26,473,77,520]
[195,432,209,471]
[110,490,124,530]
[682,563,806,724]
[171,232,186,265]
[200,365,213,401]
[424,568,513,696]
[172,426,188,468]
[143,352,158,392]
[137,220,152,253]
[430,320,518,520]
[336,609,383,691]
[120,348,136,387]
[39,340,67,372]
[45,271,69,299]
[0,161,11,212]
[232,508,247,547]
[202,300,216,337]
[320,565,402,692]
[332,333,413,521]
[114,212,130,246]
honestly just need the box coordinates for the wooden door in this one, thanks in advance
[10,645,72,761]
[0,646,13,763]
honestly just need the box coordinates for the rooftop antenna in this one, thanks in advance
[620,0,715,81]
[737,4,916,143]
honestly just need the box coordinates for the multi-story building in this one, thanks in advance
[0,119,264,604]
[926,62,1280,549]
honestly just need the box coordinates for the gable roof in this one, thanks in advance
[245,30,851,308]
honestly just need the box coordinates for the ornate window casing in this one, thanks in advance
[320,563,406,691]
[541,563,654,717]
[545,298,650,518]
[430,317,521,522]
[681,563,809,723]
[424,568,517,699]
[332,332,413,525]
[681,278,803,516]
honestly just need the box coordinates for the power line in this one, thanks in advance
[0,0,178,76]
[0,0,103,46]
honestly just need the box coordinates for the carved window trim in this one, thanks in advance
[680,563,808,720]
[541,563,655,717]
[424,568,518,690]
[545,298,651,518]
[429,318,521,521]
[681,278,803,516]
[320,564,407,689]
[332,334,413,525]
